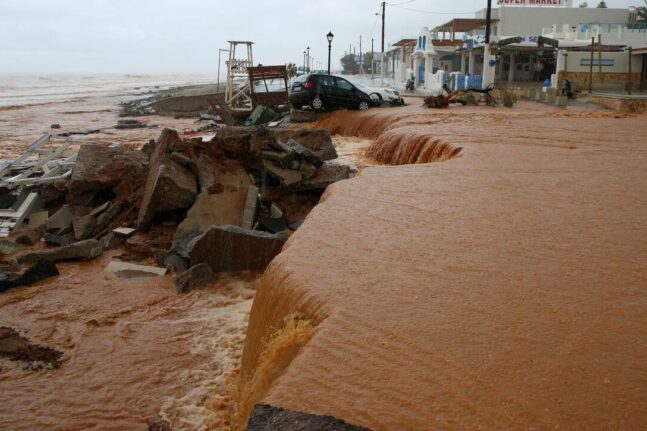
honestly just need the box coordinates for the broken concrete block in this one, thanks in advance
[28,211,49,228]
[112,227,136,238]
[73,214,96,241]
[46,204,73,231]
[0,240,24,255]
[259,216,288,234]
[137,129,198,231]
[137,163,197,230]
[0,259,59,293]
[104,261,167,277]
[187,225,287,273]
[68,144,148,206]
[173,161,252,247]
[287,139,324,167]
[174,263,214,294]
[164,253,189,273]
[115,119,148,129]
[43,232,73,247]
[295,162,353,191]
[262,160,303,187]
[14,224,45,246]
[241,186,259,230]
[270,128,337,161]
[17,239,103,264]
[299,161,317,180]
[89,201,110,217]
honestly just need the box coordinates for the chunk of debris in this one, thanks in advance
[104,260,167,278]
[112,227,136,238]
[247,404,371,431]
[163,253,189,273]
[46,204,73,231]
[174,263,215,294]
[137,129,198,230]
[67,144,148,207]
[187,225,287,273]
[0,326,64,370]
[50,124,61,129]
[43,232,73,247]
[0,259,59,293]
[16,239,103,264]
[115,119,148,129]
[72,214,96,241]
[0,239,24,255]
[245,105,280,126]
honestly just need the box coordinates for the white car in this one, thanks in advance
[353,82,404,106]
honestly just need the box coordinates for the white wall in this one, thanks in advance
[475,7,629,38]
[561,51,642,73]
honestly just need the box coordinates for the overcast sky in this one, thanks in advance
[0,0,639,74]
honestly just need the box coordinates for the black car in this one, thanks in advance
[289,74,372,111]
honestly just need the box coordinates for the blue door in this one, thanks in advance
[418,63,425,84]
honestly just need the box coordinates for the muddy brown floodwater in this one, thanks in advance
[0,251,257,430]
[238,101,647,430]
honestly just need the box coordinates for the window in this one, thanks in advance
[320,76,335,87]
[423,36,427,50]
[336,78,354,91]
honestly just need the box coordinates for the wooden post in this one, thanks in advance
[598,34,603,84]
[589,37,594,92]
[627,47,633,95]
[641,55,646,92]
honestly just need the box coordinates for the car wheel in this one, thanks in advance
[370,93,382,103]
[358,101,370,110]
[311,97,324,110]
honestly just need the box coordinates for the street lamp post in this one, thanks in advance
[306,46,310,72]
[327,31,334,75]
[303,51,306,71]
[217,48,229,94]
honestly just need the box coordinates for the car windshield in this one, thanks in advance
[354,82,368,90]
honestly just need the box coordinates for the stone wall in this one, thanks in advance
[557,71,642,92]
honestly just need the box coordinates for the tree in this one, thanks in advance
[340,54,359,75]
[631,0,647,21]
[578,1,588,7]
[596,1,607,7]
[286,63,297,78]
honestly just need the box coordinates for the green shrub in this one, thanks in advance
[502,90,517,107]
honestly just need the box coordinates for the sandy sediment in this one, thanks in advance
[238,102,647,429]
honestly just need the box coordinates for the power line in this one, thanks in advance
[388,4,473,15]
[387,0,417,5]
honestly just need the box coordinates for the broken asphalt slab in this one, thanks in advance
[16,239,103,264]
[187,225,287,273]
[246,404,371,431]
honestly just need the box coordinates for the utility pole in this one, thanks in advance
[380,1,385,85]
[217,48,229,94]
[371,38,375,80]
[485,0,492,44]
[360,35,363,75]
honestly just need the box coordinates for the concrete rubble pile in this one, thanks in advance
[0,126,354,293]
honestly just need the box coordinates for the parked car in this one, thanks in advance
[353,82,404,106]
[289,74,372,111]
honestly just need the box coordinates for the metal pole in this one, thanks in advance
[598,34,603,84]
[380,1,385,85]
[628,47,633,95]
[589,37,594,92]
[371,38,374,80]
[328,40,332,75]
[485,0,492,44]
[360,35,363,74]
